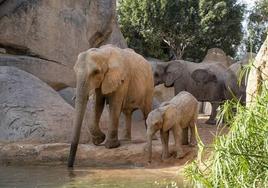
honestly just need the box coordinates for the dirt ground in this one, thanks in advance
[0,114,227,168]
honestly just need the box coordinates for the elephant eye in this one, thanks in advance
[154,73,159,77]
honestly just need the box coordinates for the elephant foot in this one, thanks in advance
[105,139,120,149]
[91,132,106,145]
[205,119,216,125]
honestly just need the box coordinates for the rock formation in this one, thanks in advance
[0,0,127,90]
[58,87,76,107]
[0,66,90,143]
[202,48,234,67]
[246,36,268,103]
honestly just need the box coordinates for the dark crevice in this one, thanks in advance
[0,43,66,66]
[29,54,67,67]
[89,30,113,47]
[0,43,30,55]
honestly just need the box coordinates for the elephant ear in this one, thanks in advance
[191,69,217,84]
[165,61,184,87]
[162,106,178,132]
[101,60,126,95]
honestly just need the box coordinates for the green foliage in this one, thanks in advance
[247,0,268,53]
[118,0,245,61]
[184,80,268,187]
[118,0,168,59]
[199,0,245,57]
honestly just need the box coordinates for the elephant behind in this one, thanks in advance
[152,59,242,144]
[146,91,198,163]
[68,45,154,167]
[153,60,227,124]
[152,53,256,124]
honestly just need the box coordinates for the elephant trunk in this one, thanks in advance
[147,134,153,163]
[68,76,89,167]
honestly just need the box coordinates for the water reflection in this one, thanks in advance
[0,166,185,188]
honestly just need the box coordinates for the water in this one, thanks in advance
[0,166,186,188]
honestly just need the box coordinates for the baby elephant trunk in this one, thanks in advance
[147,134,153,163]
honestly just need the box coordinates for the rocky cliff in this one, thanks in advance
[0,0,127,90]
[246,36,268,103]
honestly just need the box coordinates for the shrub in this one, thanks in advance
[185,82,268,187]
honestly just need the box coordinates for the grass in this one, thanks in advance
[184,82,268,187]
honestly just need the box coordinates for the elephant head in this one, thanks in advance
[153,62,167,86]
[68,47,126,167]
[153,61,184,87]
[146,105,177,162]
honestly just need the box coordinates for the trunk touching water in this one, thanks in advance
[68,76,89,167]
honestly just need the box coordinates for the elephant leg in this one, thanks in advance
[206,102,219,125]
[104,95,123,149]
[174,85,188,144]
[142,101,152,130]
[160,130,170,159]
[172,126,185,159]
[181,127,189,145]
[189,120,197,146]
[90,91,106,145]
[122,111,132,140]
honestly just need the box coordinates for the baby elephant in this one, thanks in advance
[146,91,198,163]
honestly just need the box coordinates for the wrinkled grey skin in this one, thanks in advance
[152,60,242,142]
[146,91,198,163]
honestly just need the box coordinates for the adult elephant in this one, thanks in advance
[68,45,154,167]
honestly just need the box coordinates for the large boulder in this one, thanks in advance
[0,66,90,143]
[202,48,233,67]
[0,0,127,90]
[247,36,268,103]
[0,54,76,90]
[58,87,76,107]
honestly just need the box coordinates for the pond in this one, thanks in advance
[0,165,187,188]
